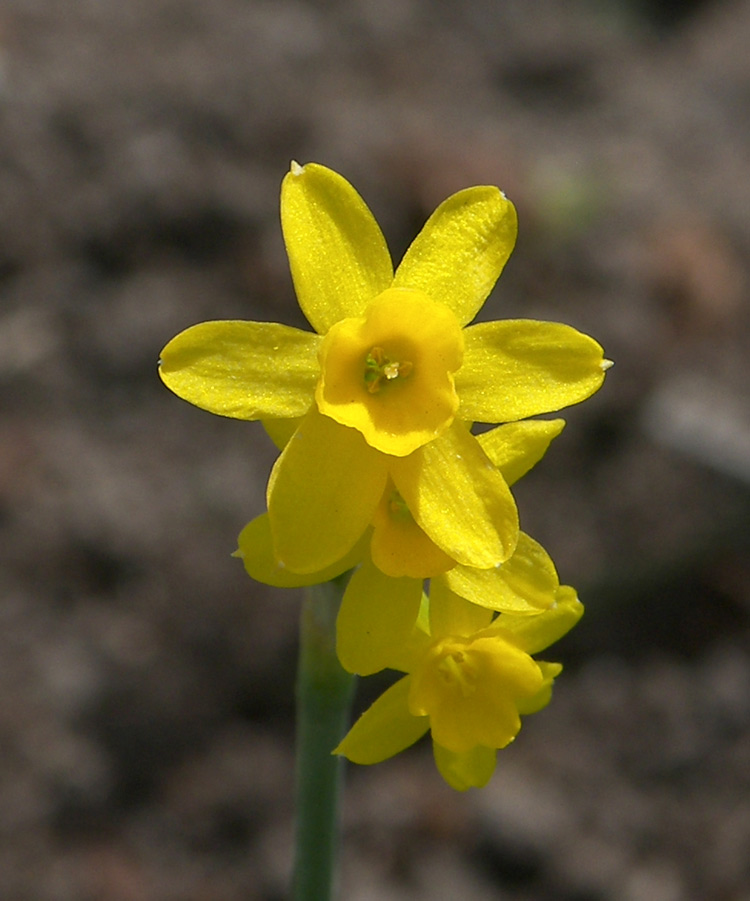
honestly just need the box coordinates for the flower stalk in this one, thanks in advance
[293,577,356,901]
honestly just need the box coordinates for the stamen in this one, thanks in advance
[438,650,476,697]
[364,347,413,393]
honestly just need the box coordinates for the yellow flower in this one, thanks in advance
[334,584,583,790]
[237,419,566,678]
[335,419,565,676]
[368,418,566,580]
[160,162,609,574]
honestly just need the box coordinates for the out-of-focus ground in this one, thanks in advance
[1,1,750,898]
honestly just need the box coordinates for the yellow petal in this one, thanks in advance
[334,675,429,764]
[393,186,517,326]
[262,417,302,451]
[428,578,494,639]
[267,408,388,573]
[516,661,562,715]
[281,162,393,334]
[478,419,566,486]
[445,531,558,614]
[370,481,454,579]
[386,592,433,674]
[390,423,518,569]
[433,742,496,791]
[457,320,607,422]
[496,585,584,654]
[336,558,423,675]
[234,513,368,588]
[159,321,321,419]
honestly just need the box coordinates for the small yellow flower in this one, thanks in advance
[409,631,544,753]
[161,162,608,575]
[334,419,566,676]
[237,419,566,678]
[368,418,566,580]
[335,584,583,790]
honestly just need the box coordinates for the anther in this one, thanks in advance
[364,347,413,393]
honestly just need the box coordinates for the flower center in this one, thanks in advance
[386,488,411,521]
[315,286,463,456]
[436,645,476,698]
[364,346,413,394]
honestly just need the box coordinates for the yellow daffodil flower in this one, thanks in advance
[335,418,566,676]
[335,584,583,790]
[236,419,566,677]
[161,162,609,575]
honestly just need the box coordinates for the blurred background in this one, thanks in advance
[1,0,750,898]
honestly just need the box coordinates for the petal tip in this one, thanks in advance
[601,358,614,371]
[290,159,305,176]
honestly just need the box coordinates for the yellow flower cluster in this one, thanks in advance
[159,162,609,790]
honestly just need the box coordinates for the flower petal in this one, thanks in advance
[445,531,558,614]
[496,585,584,654]
[433,742,496,791]
[281,162,393,334]
[234,513,368,588]
[267,408,388,573]
[390,423,518,569]
[159,321,321,419]
[457,320,607,422]
[336,559,423,675]
[478,419,566,486]
[370,481,454,578]
[262,417,302,451]
[334,675,429,764]
[393,186,517,326]
[386,594,433,674]
[516,661,563,715]
[429,578,494,640]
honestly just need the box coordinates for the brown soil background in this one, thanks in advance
[2,1,750,898]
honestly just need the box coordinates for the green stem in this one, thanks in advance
[293,577,356,901]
